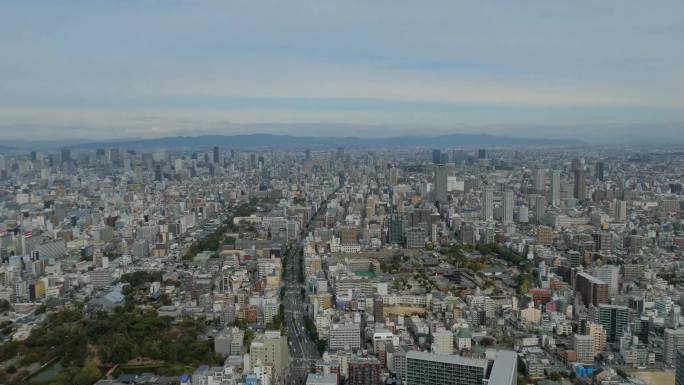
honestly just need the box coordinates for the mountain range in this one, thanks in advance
[67,133,583,150]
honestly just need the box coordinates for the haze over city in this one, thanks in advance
[5,2,684,385]
[2,1,684,143]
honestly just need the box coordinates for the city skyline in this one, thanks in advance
[2,1,684,142]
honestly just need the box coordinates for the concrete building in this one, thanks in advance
[502,190,514,225]
[432,331,454,355]
[575,272,608,307]
[434,165,448,204]
[677,349,684,385]
[574,334,594,363]
[665,329,684,366]
[348,356,382,385]
[481,188,494,221]
[249,331,289,383]
[597,304,629,343]
[405,351,488,385]
[329,322,361,352]
[551,170,561,206]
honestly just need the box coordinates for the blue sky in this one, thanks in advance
[1,0,683,142]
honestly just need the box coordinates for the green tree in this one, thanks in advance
[72,365,102,385]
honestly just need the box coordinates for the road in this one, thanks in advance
[283,202,330,385]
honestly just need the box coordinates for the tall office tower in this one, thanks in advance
[597,304,630,343]
[432,331,454,355]
[574,169,587,200]
[575,272,608,307]
[551,170,561,206]
[481,188,494,220]
[432,149,442,164]
[95,148,105,163]
[366,196,376,217]
[614,199,627,222]
[60,148,71,164]
[109,148,121,166]
[249,331,290,384]
[405,351,488,385]
[305,148,311,160]
[594,265,620,295]
[388,214,404,245]
[518,205,529,223]
[373,295,384,322]
[348,357,382,385]
[390,167,399,186]
[534,195,546,223]
[154,164,162,182]
[665,329,684,366]
[574,334,594,363]
[478,148,487,159]
[213,146,219,164]
[571,157,582,171]
[434,166,448,203]
[677,349,684,385]
[596,160,605,181]
[502,190,514,224]
[30,151,37,161]
[533,168,545,192]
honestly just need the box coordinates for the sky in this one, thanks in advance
[1,0,683,143]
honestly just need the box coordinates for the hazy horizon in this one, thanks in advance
[2,1,684,142]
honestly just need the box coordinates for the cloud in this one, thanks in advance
[0,0,683,140]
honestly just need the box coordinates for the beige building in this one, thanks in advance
[520,302,542,324]
[250,331,290,383]
[588,322,606,357]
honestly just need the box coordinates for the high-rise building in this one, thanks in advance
[502,190,514,225]
[614,199,627,222]
[434,166,448,203]
[571,158,582,171]
[594,265,620,295]
[597,304,629,343]
[390,167,399,186]
[348,356,382,385]
[665,329,684,366]
[387,215,404,245]
[534,195,546,223]
[432,149,442,164]
[588,322,606,357]
[405,227,426,249]
[596,160,605,181]
[518,205,529,223]
[533,168,545,192]
[249,331,290,383]
[481,188,494,220]
[574,169,587,200]
[574,334,594,363]
[551,170,561,206]
[60,148,71,164]
[373,295,384,322]
[405,351,488,385]
[478,148,487,160]
[677,349,684,385]
[575,272,608,307]
[154,164,162,182]
[213,146,219,164]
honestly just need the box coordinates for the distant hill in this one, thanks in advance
[72,133,583,150]
[0,145,19,153]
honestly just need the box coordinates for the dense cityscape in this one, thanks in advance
[0,144,682,385]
